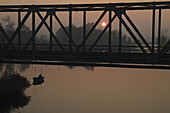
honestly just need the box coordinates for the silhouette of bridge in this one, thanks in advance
[0,1,170,69]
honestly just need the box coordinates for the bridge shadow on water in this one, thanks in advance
[0,69,31,113]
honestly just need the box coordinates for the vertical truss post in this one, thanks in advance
[152,4,155,54]
[88,15,116,52]
[54,13,77,47]
[109,10,112,53]
[18,11,21,50]
[115,10,146,54]
[37,12,64,51]
[0,34,4,49]
[0,25,14,49]
[124,13,152,52]
[49,11,53,51]
[119,13,122,53]
[158,8,162,53]
[83,10,86,52]
[6,11,31,49]
[69,7,72,52]
[32,11,36,51]
[23,13,49,50]
[76,11,107,52]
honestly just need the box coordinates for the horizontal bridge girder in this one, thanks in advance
[0,1,170,12]
[1,6,170,12]
[1,50,170,66]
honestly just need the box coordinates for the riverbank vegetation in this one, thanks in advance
[0,68,31,113]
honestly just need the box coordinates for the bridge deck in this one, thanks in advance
[1,50,170,65]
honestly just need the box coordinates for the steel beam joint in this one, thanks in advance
[114,9,126,17]
[48,10,55,15]
[29,5,39,12]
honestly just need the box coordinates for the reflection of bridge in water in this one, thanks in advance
[1,1,170,69]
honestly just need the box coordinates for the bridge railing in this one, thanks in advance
[0,43,167,54]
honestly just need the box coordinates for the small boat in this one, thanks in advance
[32,74,44,85]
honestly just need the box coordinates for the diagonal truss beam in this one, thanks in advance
[123,13,152,52]
[88,14,117,52]
[76,10,107,52]
[54,14,69,36]
[0,25,15,49]
[6,11,31,49]
[37,12,64,51]
[115,11,147,54]
[23,12,64,51]
[160,40,170,54]
[23,13,49,50]
[54,13,77,47]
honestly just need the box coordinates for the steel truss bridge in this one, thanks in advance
[0,1,170,69]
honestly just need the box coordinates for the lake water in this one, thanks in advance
[10,65,170,113]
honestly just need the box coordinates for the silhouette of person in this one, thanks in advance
[39,74,42,78]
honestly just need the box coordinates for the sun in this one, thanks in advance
[101,22,107,27]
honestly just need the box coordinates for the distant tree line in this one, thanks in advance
[0,16,48,45]
[56,22,134,52]
[0,16,140,52]
[0,16,169,52]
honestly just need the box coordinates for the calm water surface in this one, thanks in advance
[13,65,170,113]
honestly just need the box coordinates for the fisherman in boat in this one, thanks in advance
[39,74,43,78]
[33,74,44,85]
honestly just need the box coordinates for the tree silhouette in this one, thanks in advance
[160,29,169,47]
[56,23,134,52]
[0,16,32,72]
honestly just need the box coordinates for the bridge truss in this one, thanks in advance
[0,1,170,69]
